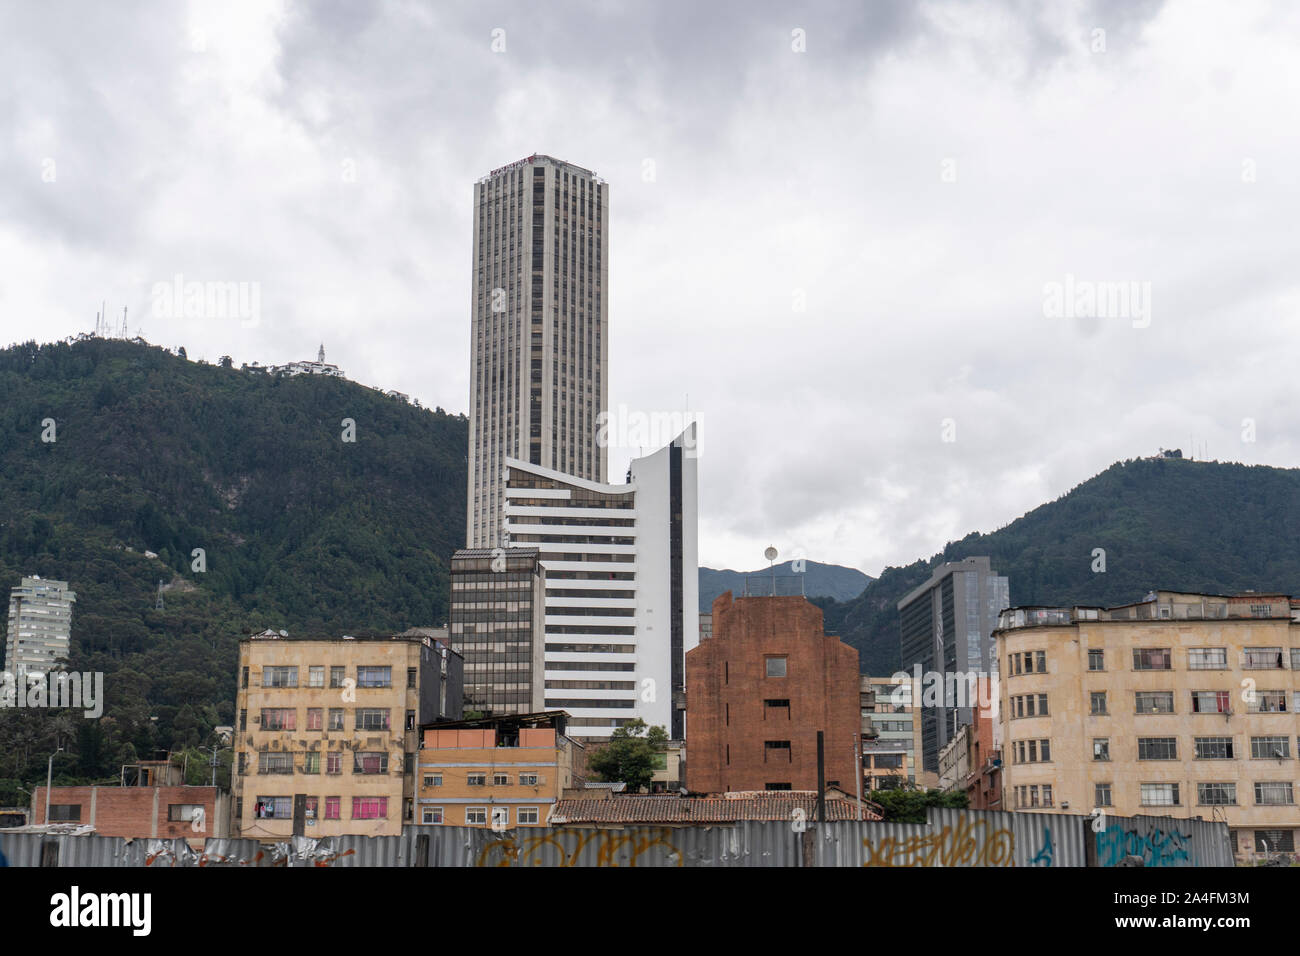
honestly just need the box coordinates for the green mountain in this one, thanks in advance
[816,457,1300,677]
[0,337,465,798]
[699,560,871,610]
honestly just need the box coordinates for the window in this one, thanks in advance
[1242,647,1284,670]
[264,666,298,688]
[519,773,539,786]
[1014,785,1053,808]
[1093,738,1110,761]
[1138,737,1178,760]
[1140,783,1180,807]
[357,666,392,688]
[1191,690,1230,714]
[1094,783,1112,807]
[1034,650,1046,672]
[254,796,292,818]
[324,797,340,820]
[258,753,293,774]
[1087,649,1104,671]
[1292,649,1300,671]
[466,807,488,825]
[1188,648,1227,670]
[1197,783,1236,806]
[764,699,791,719]
[407,667,417,689]
[1132,648,1171,671]
[493,773,510,786]
[1012,694,1049,718]
[355,708,390,731]
[239,709,247,731]
[1090,692,1108,716]
[1015,739,1051,763]
[491,807,509,829]
[1195,736,1234,759]
[1249,691,1288,714]
[260,708,296,731]
[353,752,388,775]
[303,753,321,774]
[241,666,249,688]
[326,752,342,775]
[1254,782,1295,806]
[764,740,792,762]
[422,806,444,825]
[306,708,323,731]
[330,666,346,688]
[1252,736,1291,759]
[48,804,81,822]
[406,710,416,731]
[764,782,792,791]
[518,807,540,825]
[765,657,787,678]
[1135,691,1174,714]
[308,666,325,688]
[467,773,486,786]
[423,774,443,788]
[328,708,345,730]
[167,803,205,823]
[352,797,389,819]
[1255,830,1295,852]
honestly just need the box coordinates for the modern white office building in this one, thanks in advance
[5,576,77,675]
[503,425,698,743]
[466,154,610,548]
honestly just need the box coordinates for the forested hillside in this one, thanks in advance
[0,338,466,799]
[818,457,1300,676]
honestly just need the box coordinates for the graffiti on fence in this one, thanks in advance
[476,827,684,867]
[1095,825,1192,867]
[861,816,1018,867]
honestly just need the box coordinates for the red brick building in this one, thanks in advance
[32,785,225,847]
[686,593,860,793]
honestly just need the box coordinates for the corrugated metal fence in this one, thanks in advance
[0,809,1233,867]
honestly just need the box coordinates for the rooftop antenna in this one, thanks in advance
[765,545,778,597]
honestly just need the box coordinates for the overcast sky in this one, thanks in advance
[4,0,1299,576]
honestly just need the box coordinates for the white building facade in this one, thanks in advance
[5,576,76,676]
[503,425,698,743]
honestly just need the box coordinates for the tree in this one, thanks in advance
[218,355,233,369]
[586,719,668,793]
[868,787,967,823]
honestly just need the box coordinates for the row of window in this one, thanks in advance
[254,752,391,775]
[244,665,406,690]
[1091,782,1295,808]
[1013,689,1299,718]
[420,806,541,826]
[422,773,542,787]
[253,796,387,820]
[245,707,414,732]
[1086,735,1300,761]
[1010,646,1300,675]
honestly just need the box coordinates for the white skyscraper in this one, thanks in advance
[466,154,609,548]
[5,576,76,676]
[503,425,699,743]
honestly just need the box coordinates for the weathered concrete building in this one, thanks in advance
[230,630,462,839]
[997,590,1300,862]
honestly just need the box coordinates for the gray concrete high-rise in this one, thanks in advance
[896,557,1009,774]
[5,576,76,675]
[466,154,609,548]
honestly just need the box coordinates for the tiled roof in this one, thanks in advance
[549,794,880,824]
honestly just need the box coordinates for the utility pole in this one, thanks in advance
[44,746,64,824]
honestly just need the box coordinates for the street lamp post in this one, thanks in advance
[44,746,64,824]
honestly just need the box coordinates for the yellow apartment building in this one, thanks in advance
[417,711,582,827]
[231,630,463,839]
[997,590,1300,863]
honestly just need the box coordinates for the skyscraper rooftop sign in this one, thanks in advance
[488,155,539,178]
